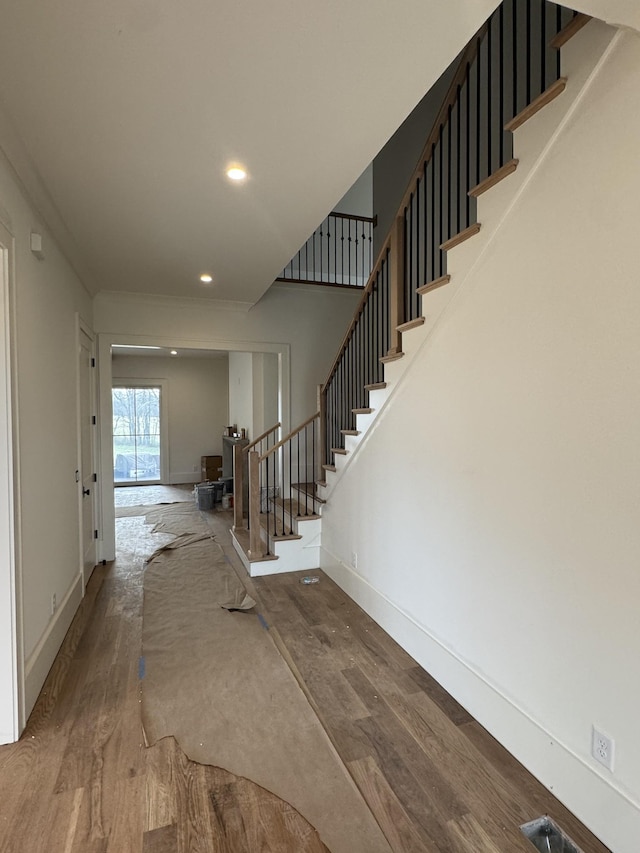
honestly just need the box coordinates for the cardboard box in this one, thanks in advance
[201,455,222,481]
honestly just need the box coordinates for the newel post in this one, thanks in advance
[232,444,244,530]
[388,215,405,355]
[247,451,262,559]
[318,384,327,474]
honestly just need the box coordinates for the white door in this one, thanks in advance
[78,325,97,586]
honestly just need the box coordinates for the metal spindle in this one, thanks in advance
[526,0,532,105]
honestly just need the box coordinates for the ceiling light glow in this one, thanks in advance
[170,350,178,356]
[199,273,213,283]
[226,166,247,182]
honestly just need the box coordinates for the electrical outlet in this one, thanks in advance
[351,551,358,569]
[51,593,57,615]
[592,726,614,771]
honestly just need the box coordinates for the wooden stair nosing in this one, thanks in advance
[440,222,481,252]
[341,429,360,436]
[316,480,327,488]
[365,382,386,391]
[550,13,591,49]
[417,274,451,296]
[331,447,348,456]
[468,159,518,198]
[380,351,405,364]
[352,407,373,415]
[322,464,336,473]
[396,317,425,333]
[504,77,567,133]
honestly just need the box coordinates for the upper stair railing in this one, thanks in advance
[277,211,375,289]
[320,0,587,467]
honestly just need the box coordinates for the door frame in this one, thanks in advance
[0,220,23,741]
[76,318,98,591]
[97,333,290,563]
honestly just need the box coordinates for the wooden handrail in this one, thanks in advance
[329,211,376,225]
[259,412,320,462]
[246,422,281,452]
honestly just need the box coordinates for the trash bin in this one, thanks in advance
[196,482,222,510]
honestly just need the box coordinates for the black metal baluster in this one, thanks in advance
[499,4,505,167]
[526,0,532,106]
[541,0,547,94]
[456,87,462,236]
[465,72,471,227]
[513,0,519,121]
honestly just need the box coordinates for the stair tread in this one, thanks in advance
[322,464,336,472]
[468,159,518,198]
[365,382,387,391]
[331,447,348,455]
[440,222,481,252]
[273,496,321,519]
[259,513,302,540]
[504,77,567,133]
[417,274,451,295]
[353,407,373,414]
[397,317,425,333]
[231,526,279,564]
[341,429,360,436]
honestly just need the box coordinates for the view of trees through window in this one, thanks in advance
[112,386,161,483]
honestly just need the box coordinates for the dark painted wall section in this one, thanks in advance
[373,56,460,257]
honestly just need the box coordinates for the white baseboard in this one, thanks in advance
[319,545,640,853]
[24,573,83,720]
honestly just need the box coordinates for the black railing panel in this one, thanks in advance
[278,212,374,288]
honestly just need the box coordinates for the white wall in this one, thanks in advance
[253,352,279,437]
[95,282,359,430]
[0,141,93,733]
[228,352,253,439]
[333,163,373,217]
[112,354,229,483]
[321,25,640,853]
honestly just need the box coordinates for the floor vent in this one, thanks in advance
[520,816,585,853]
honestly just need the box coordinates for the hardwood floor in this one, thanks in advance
[0,488,611,852]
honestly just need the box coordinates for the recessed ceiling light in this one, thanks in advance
[226,165,247,182]
[170,350,178,356]
[199,273,213,283]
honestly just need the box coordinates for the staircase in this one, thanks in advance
[232,3,606,578]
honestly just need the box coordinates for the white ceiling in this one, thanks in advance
[3,1,627,308]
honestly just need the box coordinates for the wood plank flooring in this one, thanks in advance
[0,487,611,852]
